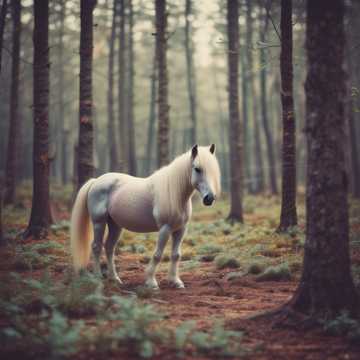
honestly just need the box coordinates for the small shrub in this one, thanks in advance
[199,254,216,262]
[102,296,164,358]
[59,273,105,316]
[197,244,223,255]
[13,246,55,271]
[323,311,360,343]
[173,320,196,353]
[0,308,84,358]
[189,321,244,357]
[247,261,266,275]
[256,263,291,281]
[215,255,240,270]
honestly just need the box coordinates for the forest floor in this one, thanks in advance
[1,182,360,359]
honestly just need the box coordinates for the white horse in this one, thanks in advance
[70,144,221,289]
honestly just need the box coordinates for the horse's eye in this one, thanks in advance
[194,167,201,173]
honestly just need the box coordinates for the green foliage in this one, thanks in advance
[197,243,223,255]
[189,322,244,357]
[59,273,106,316]
[173,320,196,352]
[247,261,266,275]
[98,296,164,358]
[256,263,292,281]
[215,255,240,270]
[12,241,64,271]
[0,307,84,359]
[171,320,245,357]
[50,220,70,232]
[199,254,216,262]
[323,311,360,343]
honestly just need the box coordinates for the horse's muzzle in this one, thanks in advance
[203,193,215,206]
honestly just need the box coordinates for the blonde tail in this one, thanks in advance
[70,178,96,273]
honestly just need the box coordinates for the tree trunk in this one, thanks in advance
[145,48,157,175]
[246,0,264,193]
[212,62,229,191]
[227,0,243,223]
[348,94,360,198]
[287,0,359,318]
[24,0,52,238]
[277,0,297,232]
[77,0,96,190]
[118,0,126,172]
[156,0,170,167]
[346,40,360,198]
[59,0,67,184]
[127,0,136,175]
[0,178,4,246]
[0,0,7,74]
[4,0,21,205]
[259,4,278,195]
[107,0,118,171]
[185,0,197,146]
[239,34,252,193]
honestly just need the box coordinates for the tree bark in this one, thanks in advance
[259,4,278,195]
[24,0,52,238]
[287,0,359,318]
[0,178,4,246]
[4,0,21,205]
[0,0,7,74]
[246,0,264,193]
[156,0,170,167]
[239,32,252,193]
[127,0,136,175]
[185,0,197,146]
[227,0,243,223]
[118,0,126,172]
[59,0,67,184]
[277,0,297,232]
[107,0,118,171]
[145,48,157,175]
[212,62,229,192]
[346,30,360,198]
[77,0,96,190]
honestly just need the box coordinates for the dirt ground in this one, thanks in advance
[1,192,360,359]
[112,253,360,359]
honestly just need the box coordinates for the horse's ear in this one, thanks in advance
[191,144,198,160]
[210,144,216,154]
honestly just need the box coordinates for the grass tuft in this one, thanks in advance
[256,263,291,281]
[215,255,240,270]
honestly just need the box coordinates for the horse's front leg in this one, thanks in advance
[168,226,186,288]
[145,224,171,289]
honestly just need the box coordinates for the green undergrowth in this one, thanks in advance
[0,272,246,359]
[322,311,360,343]
[2,184,360,358]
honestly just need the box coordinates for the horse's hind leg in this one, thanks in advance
[92,221,106,277]
[105,217,122,285]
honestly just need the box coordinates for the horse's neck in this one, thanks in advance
[179,181,194,207]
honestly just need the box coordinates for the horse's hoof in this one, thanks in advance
[145,278,159,290]
[112,276,123,286]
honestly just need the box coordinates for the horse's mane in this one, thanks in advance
[150,147,221,223]
[150,152,192,223]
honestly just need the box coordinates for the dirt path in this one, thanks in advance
[107,254,360,359]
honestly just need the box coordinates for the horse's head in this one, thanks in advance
[190,144,221,206]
